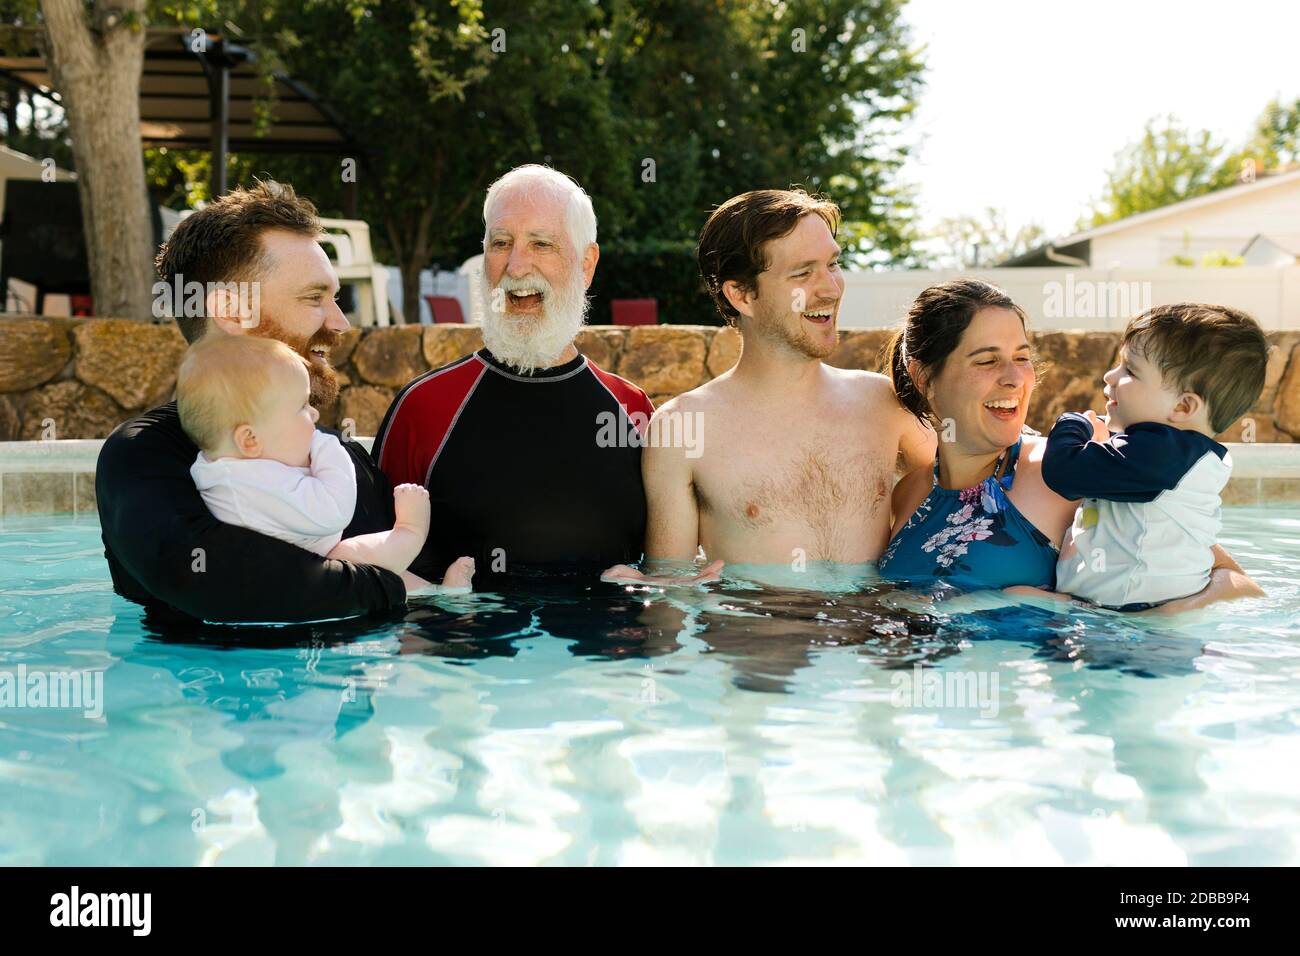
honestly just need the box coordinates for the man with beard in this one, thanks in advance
[607,188,936,579]
[373,165,653,582]
[96,181,407,623]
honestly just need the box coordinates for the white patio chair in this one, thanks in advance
[459,253,484,325]
[319,217,391,327]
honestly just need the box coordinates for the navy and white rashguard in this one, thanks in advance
[372,347,654,584]
[1041,412,1232,609]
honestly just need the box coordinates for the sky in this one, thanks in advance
[900,0,1300,241]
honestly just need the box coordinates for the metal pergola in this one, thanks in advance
[0,26,360,209]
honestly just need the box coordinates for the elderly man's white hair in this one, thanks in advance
[482,164,597,256]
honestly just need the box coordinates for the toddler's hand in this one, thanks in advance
[1083,409,1111,443]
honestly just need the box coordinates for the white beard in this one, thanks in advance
[477,266,588,374]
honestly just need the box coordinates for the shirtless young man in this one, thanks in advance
[607,189,935,580]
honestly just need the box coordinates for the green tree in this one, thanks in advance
[147,0,927,320]
[1226,96,1300,179]
[591,0,926,267]
[14,0,927,322]
[227,0,640,319]
[928,207,1045,268]
[1081,115,1238,229]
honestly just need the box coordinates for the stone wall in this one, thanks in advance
[0,317,188,441]
[3,314,1299,443]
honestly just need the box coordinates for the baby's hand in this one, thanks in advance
[392,483,431,535]
[1083,409,1111,443]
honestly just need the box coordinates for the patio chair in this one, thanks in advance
[317,217,392,326]
[612,298,658,326]
[423,295,465,324]
[460,254,485,323]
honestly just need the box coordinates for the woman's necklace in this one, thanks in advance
[988,447,1009,485]
[938,447,1009,489]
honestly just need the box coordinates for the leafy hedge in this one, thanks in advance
[585,239,720,326]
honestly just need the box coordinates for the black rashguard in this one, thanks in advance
[372,348,654,583]
[95,402,406,625]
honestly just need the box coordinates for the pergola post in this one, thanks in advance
[195,33,234,199]
[209,48,229,197]
[343,176,358,218]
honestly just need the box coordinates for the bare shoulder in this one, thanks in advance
[1015,433,1049,471]
[653,370,740,420]
[839,368,923,454]
[826,365,892,393]
[1006,432,1079,543]
[826,366,902,409]
[1007,434,1057,496]
[652,383,706,420]
[645,382,721,471]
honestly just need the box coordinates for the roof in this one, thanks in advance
[997,165,1300,267]
[1056,166,1300,248]
[0,27,356,155]
[997,239,1091,268]
[1242,233,1300,258]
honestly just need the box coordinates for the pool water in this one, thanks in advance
[1,507,1298,866]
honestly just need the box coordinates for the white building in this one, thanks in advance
[1002,166,1300,270]
[839,167,1300,331]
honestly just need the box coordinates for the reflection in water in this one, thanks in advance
[118,614,383,780]
[6,508,1297,865]
[109,569,1226,864]
[133,564,1210,698]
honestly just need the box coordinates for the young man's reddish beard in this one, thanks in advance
[249,319,342,409]
[751,300,837,359]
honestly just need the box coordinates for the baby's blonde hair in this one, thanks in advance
[176,333,309,454]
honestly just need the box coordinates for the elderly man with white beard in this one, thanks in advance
[373,165,654,584]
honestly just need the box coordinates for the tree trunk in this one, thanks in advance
[400,260,420,326]
[39,0,153,321]
[391,204,435,325]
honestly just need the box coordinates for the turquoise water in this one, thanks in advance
[1,507,1298,866]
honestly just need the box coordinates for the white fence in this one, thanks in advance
[383,266,474,325]
[838,266,1300,331]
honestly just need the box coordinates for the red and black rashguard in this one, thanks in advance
[373,347,654,582]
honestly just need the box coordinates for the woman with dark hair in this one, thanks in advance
[877,278,1072,591]
[878,278,1259,611]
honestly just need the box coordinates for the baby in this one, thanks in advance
[1040,303,1268,611]
[176,334,474,592]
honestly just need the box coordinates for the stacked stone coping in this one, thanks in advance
[3,314,1300,445]
[4,315,1300,513]
[1,434,1297,514]
[5,436,1295,477]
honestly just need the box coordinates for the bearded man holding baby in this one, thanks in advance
[97,168,653,624]
[96,181,407,624]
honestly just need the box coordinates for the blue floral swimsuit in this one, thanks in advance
[878,438,1058,592]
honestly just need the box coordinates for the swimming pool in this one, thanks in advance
[1,506,1297,866]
